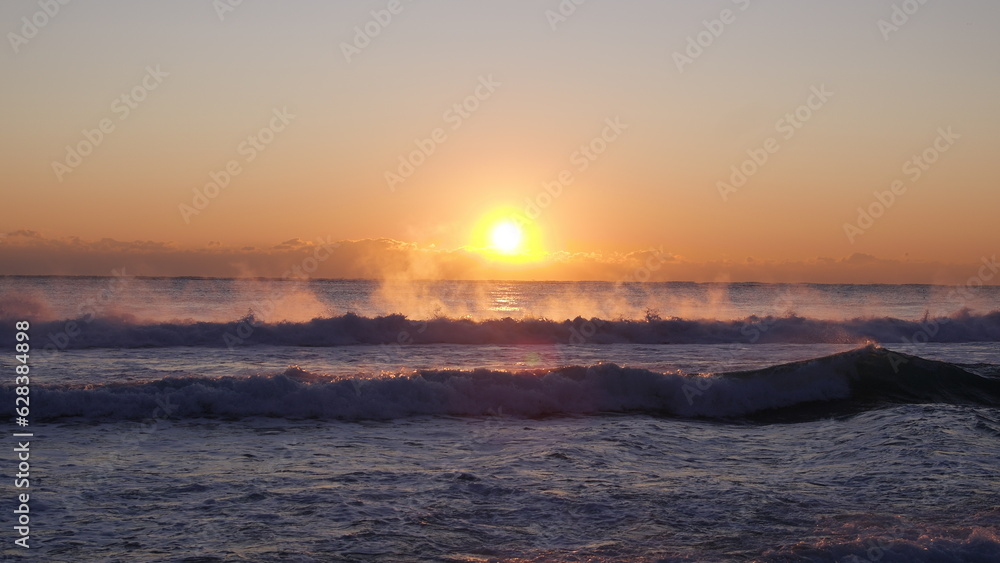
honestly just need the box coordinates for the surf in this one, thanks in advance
[4,310,1000,351]
[8,346,999,422]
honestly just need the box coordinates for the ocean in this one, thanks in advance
[0,276,998,562]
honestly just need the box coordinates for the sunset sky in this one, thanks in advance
[2,0,998,282]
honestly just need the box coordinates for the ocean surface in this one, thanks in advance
[1,277,999,562]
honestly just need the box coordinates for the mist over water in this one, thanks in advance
[3,276,997,324]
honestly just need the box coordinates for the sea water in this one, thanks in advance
[0,277,998,561]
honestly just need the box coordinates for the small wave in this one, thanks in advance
[5,310,1000,350]
[7,346,999,422]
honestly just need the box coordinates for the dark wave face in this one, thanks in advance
[7,346,999,422]
[4,310,1000,351]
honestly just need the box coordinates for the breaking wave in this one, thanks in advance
[7,346,999,422]
[4,310,1000,350]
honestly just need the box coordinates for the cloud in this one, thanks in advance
[0,232,992,285]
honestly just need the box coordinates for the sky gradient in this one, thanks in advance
[2,0,998,282]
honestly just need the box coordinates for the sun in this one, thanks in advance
[470,207,545,263]
[490,221,523,254]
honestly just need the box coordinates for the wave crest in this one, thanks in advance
[8,347,999,422]
[5,310,1000,350]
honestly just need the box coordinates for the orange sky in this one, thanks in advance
[2,1,998,282]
